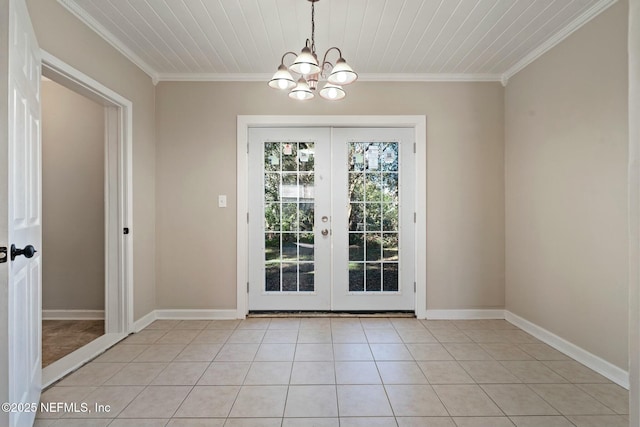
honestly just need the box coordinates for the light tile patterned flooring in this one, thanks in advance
[35,318,629,427]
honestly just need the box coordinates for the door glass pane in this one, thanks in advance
[299,263,314,291]
[347,141,400,293]
[349,233,364,261]
[383,263,399,292]
[282,263,297,291]
[349,173,365,201]
[366,263,381,292]
[299,233,314,261]
[366,233,382,262]
[263,142,315,293]
[265,203,280,231]
[349,262,364,292]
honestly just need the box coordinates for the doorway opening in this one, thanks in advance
[41,76,106,367]
[238,116,427,318]
[40,51,133,387]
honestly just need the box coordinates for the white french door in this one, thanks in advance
[248,127,415,312]
[331,128,415,311]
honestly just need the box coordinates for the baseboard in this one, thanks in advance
[42,332,126,388]
[132,310,157,333]
[425,309,506,320]
[42,309,105,320]
[505,310,629,389]
[155,309,238,320]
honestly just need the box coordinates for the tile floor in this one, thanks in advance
[35,318,629,427]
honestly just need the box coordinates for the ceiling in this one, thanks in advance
[58,0,617,84]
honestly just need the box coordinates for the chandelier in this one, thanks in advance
[268,0,357,101]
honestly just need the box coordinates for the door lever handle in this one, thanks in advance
[10,244,37,261]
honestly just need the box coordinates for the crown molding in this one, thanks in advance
[356,73,502,82]
[501,0,618,84]
[57,0,160,84]
[155,72,503,83]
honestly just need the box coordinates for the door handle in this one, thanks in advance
[10,244,37,261]
[321,229,329,236]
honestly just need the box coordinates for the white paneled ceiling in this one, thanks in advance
[58,0,617,84]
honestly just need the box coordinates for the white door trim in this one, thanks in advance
[40,50,134,387]
[237,115,427,319]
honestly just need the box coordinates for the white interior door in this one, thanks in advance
[5,0,42,426]
[248,127,415,312]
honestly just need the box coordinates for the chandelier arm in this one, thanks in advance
[320,46,343,69]
[280,51,298,66]
[319,61,333,78]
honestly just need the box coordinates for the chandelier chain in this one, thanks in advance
[311,0,316,54]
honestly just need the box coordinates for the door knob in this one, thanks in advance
[321,229,329,236]
[10,244,37,261]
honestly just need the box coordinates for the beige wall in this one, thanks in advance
[505,1,629,369]
[41,80,104,311]
[27,0,156,320]
[155,81,505,311]
[628,0,639,422]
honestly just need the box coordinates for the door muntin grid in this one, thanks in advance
[347,142,400,293]
[264,141,316,293]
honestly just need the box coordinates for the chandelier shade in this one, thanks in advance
[268,64,296,90]
[268,0,357,101]
[289,78,314,100]
[290,46,321,76]
[319,83,345,101]
[327,58,358,85]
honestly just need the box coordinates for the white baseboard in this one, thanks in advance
[132,310,157,333]
[42,332,126,388]
[425,309,506,320]
[505,310,629,389]
[42,309,105,320]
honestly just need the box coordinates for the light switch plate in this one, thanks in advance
[218,195,227,208]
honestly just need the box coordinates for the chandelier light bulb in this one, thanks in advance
[319,83,345,101]
[289,78,314,101]
[290,46,321,76]
[299,63,311,75]
[268,64,296,90]
[328,58,358,86]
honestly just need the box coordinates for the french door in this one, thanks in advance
[248,127,415,311]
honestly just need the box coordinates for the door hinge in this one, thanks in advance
[247,143,250,154]
[247,212,249,224]
[414,212,417,223]
[247,282,250,293]
[0,247,7,264]
[413,142,416,153]
[414,282,416,293]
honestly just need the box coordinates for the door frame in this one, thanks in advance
[237,115,427,318]
[40,51,134,387]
